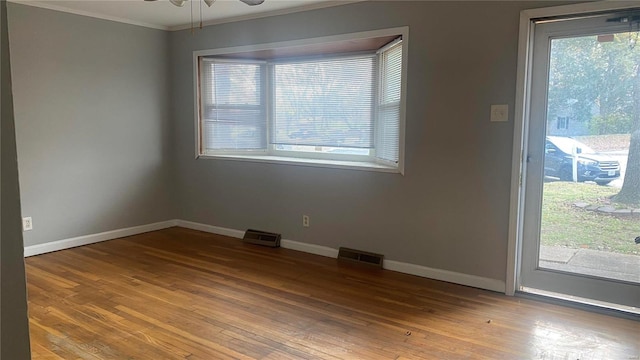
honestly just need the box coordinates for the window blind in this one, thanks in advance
[272,56,375,149]
[376,41,402,163]
[200,59,266,151]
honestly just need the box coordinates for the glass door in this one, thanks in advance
[520,10,640,310]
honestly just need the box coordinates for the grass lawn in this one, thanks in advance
[541,182,640,255]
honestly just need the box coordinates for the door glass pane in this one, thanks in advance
[540,31,640,283]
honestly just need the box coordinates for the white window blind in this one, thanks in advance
[200,59,266,151]
[376,41,402,163]
[272,56,375,149]
[196,31,406,172]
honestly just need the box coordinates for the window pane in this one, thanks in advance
[381,44,402,104]
[201,60,265,150]
[272,56,374,149]
[377,42,402,163]
[377,105,400,162]
[203,62,261,106]
[203,108,265,150]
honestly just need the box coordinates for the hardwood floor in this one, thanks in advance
[26,227,639,359]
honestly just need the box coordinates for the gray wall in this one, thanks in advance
[171,1,559,283]
[1,0,32,357]
[8,4,174,247]
[6,1,578,291]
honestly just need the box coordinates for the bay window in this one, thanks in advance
[195,28,407,173]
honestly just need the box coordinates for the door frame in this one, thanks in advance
[507,1,640,297]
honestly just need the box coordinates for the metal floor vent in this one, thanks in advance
[243,229,281,248]
[338,247,384,268]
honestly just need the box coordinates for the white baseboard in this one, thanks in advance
[383,260,506,293]
[23,220,177,257]
[174,220,339,258]
[175,220,245,239]
[176,220,504,293]
[24,219,506,293]
[280,239,339,258]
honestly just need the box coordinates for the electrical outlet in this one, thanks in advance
[22,217,33,231]
[302,215,310,227]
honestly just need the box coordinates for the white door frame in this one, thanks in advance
[507,1,640,296]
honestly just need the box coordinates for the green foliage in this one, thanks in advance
[589,113,633,135]
[547,32,639,134]
[546,30,640,216]
[541,182,639,254]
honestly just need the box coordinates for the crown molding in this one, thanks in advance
[7,0,170,30]
[7,0,366,32]
[169,1,365,31]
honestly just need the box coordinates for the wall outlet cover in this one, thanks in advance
[22,217,33,231]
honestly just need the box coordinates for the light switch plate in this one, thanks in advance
[491,104,509,122]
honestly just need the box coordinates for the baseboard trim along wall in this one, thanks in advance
[23,220,177,257]
[174,220,341,258]
[24,219,506,293]
[383,260,506,293]
[176,220,505,293]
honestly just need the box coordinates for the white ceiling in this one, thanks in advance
[9,0,356,31]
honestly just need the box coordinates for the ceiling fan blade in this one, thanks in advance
[169,0,187,7]
[203,0,215,7]
[238,0,265,6]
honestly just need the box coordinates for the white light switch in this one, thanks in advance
[491,104,509,122]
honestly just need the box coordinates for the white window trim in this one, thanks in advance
[507,0,639,296]
[193,27,409,174]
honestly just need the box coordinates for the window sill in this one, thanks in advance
[197,154,401,174]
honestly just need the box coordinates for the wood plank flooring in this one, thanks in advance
[26,227,639,359]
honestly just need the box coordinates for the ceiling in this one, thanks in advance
[9,0,357,31]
